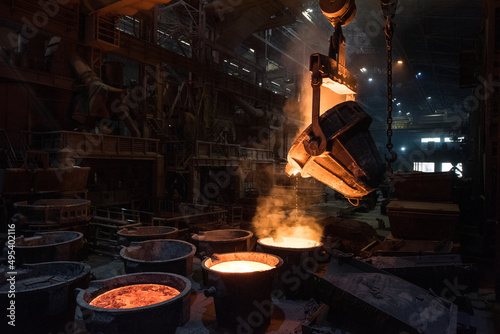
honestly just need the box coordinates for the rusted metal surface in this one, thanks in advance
[117,226,179,246]
[362,254,479,296]
[191,228,253,257]
[322,217,384,255]
[120,239,196,276]
[309,250,458,334]
[0,261,91,334]
[286,101,385,201]
[2,167,90,194]
[75,272,191,334]
[8,231,85,264]
[360,238,455,257]
[386,200,459,240]
[392,171,455,202]
[12,199,91,226]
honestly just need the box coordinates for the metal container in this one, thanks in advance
[201,252,283,333]
[120,239,196,276]
[117,226,179,246]
[0,261,91,334]
[286,101,385,200]
[191,228,253,257]
[386,200,459,240]
[256,237,324,299]
[12,198,91,227]
[360,238,455,257]
[392,171,454,202]
[362,254,479,295]
[7,231,85,264]
[309,250,458,334]
[75,272,191,334]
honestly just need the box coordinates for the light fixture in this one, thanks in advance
[427,96,431,100]
[396,102,401,106]
[401,147,406,152]
[397,60,403,64]
[368,78,373,82]
[302,11,313,23]
[360,67,367,72]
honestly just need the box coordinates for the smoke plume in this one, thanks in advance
[251,186,323,242]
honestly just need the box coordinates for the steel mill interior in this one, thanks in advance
[0,0,500,333]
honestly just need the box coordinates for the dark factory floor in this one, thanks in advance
[79,197,499,334]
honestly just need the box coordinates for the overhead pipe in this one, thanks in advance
[70,54,141,137]
[224,93,287,127]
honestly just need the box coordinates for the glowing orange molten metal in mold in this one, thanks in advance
[260,236,320,248]
[90,284,180,309]
[210,261,274,273]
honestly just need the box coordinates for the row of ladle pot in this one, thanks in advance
[1,227,324,334]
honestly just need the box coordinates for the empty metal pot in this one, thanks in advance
[191,228,253,257]
[7,231,85,264]
[117,226,179,246]
[120,239,196,276]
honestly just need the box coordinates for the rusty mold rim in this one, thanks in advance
[14,231,84,248]
[0,261,91,294]
[119,239,196,264]
[201,251,284,273]
[76,272,192,313]
[191,229,253,243]
[117,226,178,237]
[14,199,91,209]
[256,237,323,251]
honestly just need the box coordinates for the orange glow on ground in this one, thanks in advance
[89,284,180,309]
[210,261,274,273]
[260,236,320,249]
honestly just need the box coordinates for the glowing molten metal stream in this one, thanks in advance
[210,261,274,273]
[89,284,180,309]
[260,237,320,249]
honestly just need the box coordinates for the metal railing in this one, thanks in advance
[194,141,273,161]
[26,131,160,158]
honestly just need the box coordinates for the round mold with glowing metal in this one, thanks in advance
[75,272,191,334]
[201,252,283,333]
[256,236,324,300]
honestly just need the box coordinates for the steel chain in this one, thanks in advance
[384,18,397,173]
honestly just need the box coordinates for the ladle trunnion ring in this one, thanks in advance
[286,101,385,201]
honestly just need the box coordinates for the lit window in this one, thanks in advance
[413,162,435,172]
[442,163,463,177]
[421,138,441,143]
